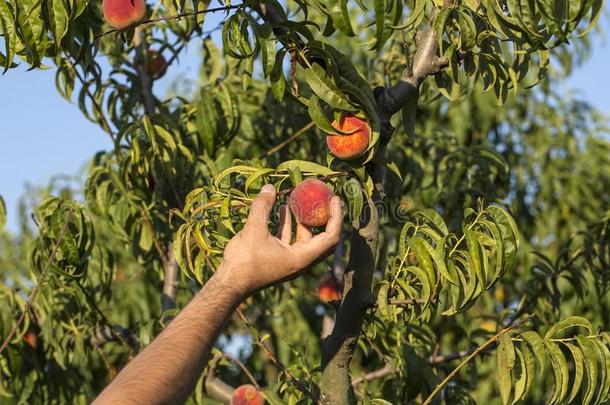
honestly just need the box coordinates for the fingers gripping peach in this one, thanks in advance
[289,179,335,227]
[102,0,146,30]
[231,384,264,405]
[326,115,371,160]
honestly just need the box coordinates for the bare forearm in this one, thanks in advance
[94,267,244,405]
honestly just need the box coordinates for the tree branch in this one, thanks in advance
[421,316,533,405]
[374,25,448,138]
[132,27,180,315]
[0,210,73,355]
[351,364,393,386]
[95,4,242,39]
[319,190,381,404]
[133,27,155,115]
[161,245,180,314]
[319,14,448,404]
[264,121,315,157]
[205,355,235,404]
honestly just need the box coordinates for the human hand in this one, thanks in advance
[213,184,343,297]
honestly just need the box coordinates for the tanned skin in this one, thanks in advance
[93,185,343,405]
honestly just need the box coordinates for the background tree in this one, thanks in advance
[0,0,609,404]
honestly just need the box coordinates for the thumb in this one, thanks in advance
[244,184,277,234]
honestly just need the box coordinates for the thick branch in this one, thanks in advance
[319,191,381,404]
[161,245,180,314]
[133,27,155,115]
[375,26,448,138]
[205,355,235,404]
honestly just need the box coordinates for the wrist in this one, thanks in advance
[206,261,251,301]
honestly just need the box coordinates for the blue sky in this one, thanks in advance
[0,13,608,233]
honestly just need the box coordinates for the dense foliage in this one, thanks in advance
[0,0,609,404]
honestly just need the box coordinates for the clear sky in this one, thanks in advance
[0,12,608,233]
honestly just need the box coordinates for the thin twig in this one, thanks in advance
[205,354,235,403]
[223,354,260,390]
[351,346,479,386]
[0,210,73,355]
[421,315,533,405]
[264,121,315,157]
[235,308,318,401]
[95,4,242,39]
[352,364,393,386]
[75,280,136,353]
[388,298,426,306]
[60,53,120,158]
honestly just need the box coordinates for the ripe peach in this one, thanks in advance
[231,384,264,405]
[289,179,334,227]
[102,0,146,30]
[326,115,371,160]
[23,330,38,349]
[317,274,343,303]
[146,50,167,80]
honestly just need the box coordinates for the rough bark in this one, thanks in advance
[249,2,449,403]
[318,24,448,405]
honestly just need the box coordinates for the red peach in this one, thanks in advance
[231,384,264,405]
[23,330,38,349]
[317,274,343,303]
[102,0,146,30]
[326,115,371,160]
[289,179,334,227]
[146,50,167,80]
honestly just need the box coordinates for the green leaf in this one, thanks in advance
[565,342,585,403]
[245,168,275,192]
[498,333,515,405]
[520,331,548,376]
[270,50,286,101]
[0,195,5,231]
[343,178,363,223]
[307,95,340,134]
[408,237,437,294]
[48,0,68,50]
[197,88,217,156]
[545,316,593,338]
[0,0,17,72]
[545,339,569,405]
[277,160,335,176]
[303,64,356,111]
[139,223,153,251]
[328,0,354,36]
[512,347,528,404]
[576,335,598,405]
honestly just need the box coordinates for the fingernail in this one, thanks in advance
[261,184,275,194]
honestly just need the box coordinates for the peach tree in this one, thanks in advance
[1,0,609,404]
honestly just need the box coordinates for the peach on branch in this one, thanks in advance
[289,179,334,227]
[317,274,343,303]
[102,0,146,30]
[23,330,38,349]
[146,50,167,80]
[326,114,371,160]
[231,384,264,405]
